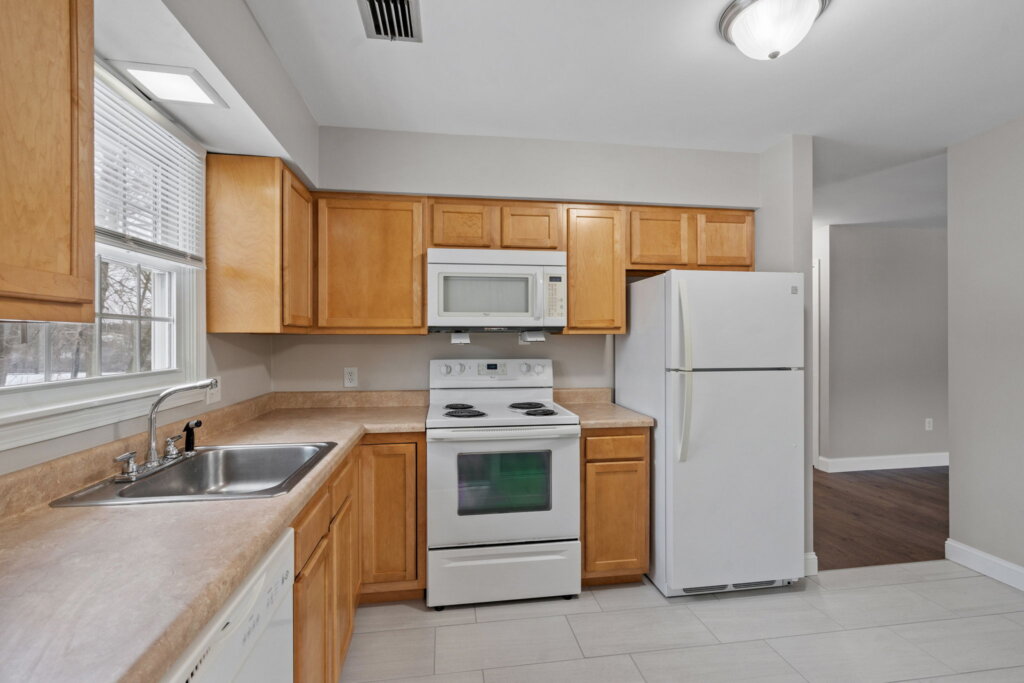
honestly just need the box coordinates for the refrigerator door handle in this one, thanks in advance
[676,278,693,371]
[677,371,693,463]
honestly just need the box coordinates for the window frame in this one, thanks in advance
[0,64,208,452]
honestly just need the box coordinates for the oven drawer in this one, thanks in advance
[427,541,581,607]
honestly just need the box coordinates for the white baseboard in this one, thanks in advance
[816,452,949,473]
[945,539,1024,592]
[804,552,819,576]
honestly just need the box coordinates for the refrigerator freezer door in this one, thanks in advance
[668,271,804,370]
[666,370,804,590]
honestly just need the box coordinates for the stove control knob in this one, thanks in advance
[456,363,468,374]
[519,362,531,374]
[533,363,545,375]
[440,364,452,376]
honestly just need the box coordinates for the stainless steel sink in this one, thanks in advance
[51,442,337,507]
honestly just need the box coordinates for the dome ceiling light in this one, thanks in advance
[718,0,832,61]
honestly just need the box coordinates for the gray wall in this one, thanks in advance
[271,334,612,391]
[824,226,948,461]
[948,114,1024,567]
[0,334,273,476]
[318,126,760,208]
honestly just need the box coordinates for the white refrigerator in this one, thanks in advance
[615,270,805,596]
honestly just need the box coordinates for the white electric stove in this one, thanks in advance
[425,358,582,609]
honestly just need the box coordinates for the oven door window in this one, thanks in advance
[441,274,533,316]
[456,450,552,515]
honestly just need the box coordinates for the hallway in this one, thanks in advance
[814,467,949,571]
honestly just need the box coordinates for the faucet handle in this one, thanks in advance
[114,451,138,476]
[164,434,183,459]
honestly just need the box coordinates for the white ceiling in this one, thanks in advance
[244,0,1024,185]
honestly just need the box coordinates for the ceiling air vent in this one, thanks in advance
[358,0,422,42]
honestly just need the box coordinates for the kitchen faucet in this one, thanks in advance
[143,378,218,471]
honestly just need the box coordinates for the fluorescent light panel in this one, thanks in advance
[114,62,226,107]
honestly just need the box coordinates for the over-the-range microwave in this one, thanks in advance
[427,248,567,332]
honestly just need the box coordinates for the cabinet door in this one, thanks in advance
[294,536,330,683]
[628,209,696,268]
[318,198,425,331]
[501,204,564,250]
[329,498,356,681]
[282,167,314,327]
[697,210,754,268]
[0,0,94,322]
[584,460,649,575]
[431,202,497,248]
[566,207,625,333]
[360,443,418,584]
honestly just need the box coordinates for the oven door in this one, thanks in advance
[427,263,544,329]
[427,425,581,548]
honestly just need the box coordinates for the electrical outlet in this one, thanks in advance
[207,376,222,404]
[343,367,359,388]
[925,418,933,432]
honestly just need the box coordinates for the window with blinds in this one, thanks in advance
[94,75,204,261]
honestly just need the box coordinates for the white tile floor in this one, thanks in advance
[340,561,1024,683]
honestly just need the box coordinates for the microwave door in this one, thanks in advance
[428,265,544,328]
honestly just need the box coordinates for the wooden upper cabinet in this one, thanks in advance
[430,202,498,248]
[206,155,314,333]
[566,207,625,334]
[0,0,94,323]
[318,197,426,333]
[697,210,754,268]
[427,200,564,250]
[282,167,314,328]
[628,208,696,268]
[501,204,564,250]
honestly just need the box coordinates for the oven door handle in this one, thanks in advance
[427,425,582,442]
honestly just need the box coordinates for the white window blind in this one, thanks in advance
[94,75,204,261]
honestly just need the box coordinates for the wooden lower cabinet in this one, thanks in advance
[329,497,356,681]
[294,536,330,683]
[359,434,427,596]
[293,453,360,683]
[581,428,651,583]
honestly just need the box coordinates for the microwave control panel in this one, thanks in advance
[545,274,566,318]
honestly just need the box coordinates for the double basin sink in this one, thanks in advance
[51,442,337,507]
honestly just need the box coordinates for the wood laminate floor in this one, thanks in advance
[813,466,949,571]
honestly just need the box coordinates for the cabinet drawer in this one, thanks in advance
[294,488,331,573]
[330,455,358,517]
[585,434,648,462]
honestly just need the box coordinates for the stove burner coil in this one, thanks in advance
[444,403,474,410]
[525,408,557,416]
[444,409,486,418]
[509,402,546,410]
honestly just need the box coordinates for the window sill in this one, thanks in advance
[0,381,209,451]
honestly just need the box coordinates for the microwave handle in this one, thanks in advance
[535,273,544,322]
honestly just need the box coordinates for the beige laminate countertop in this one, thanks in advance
[0,407,424,683]
[562,402,655,429]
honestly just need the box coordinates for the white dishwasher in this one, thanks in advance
[162,528,294,683]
